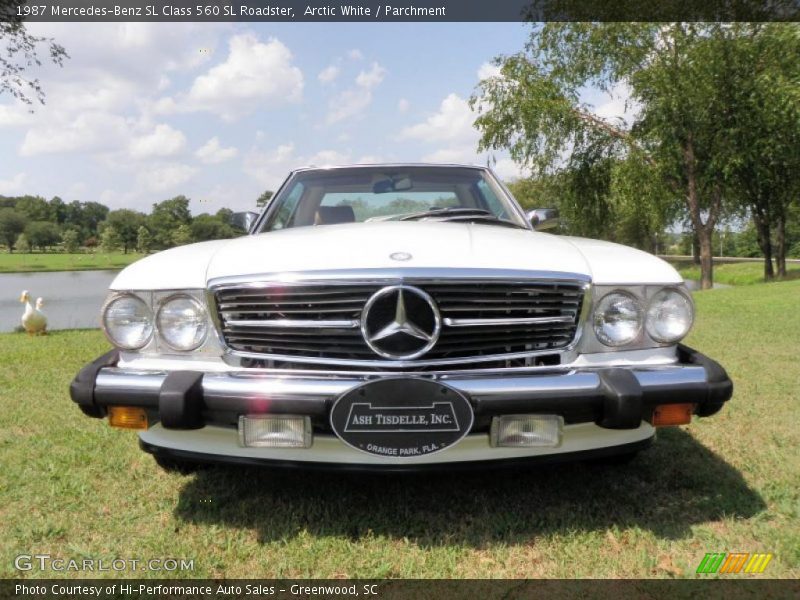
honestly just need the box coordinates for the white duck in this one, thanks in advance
[20,290,47,335]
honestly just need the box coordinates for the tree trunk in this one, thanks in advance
[697,228,714,290]
[774,212,786,278]
[692,231,701,265]
[752,212,774,280]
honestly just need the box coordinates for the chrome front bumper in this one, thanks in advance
[70,344,732,467]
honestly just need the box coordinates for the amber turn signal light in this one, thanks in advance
[652,403,695,427]
[108,406,148,430]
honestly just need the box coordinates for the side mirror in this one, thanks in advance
[230,211,259,233]
[527,208,559,231]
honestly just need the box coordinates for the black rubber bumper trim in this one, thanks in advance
[159,371,205,429]
[68,349,119,418]
[75,344,733,429]
[677,343,734,416]
[139,436,655,473]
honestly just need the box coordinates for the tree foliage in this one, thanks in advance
[104,209,146,254]
[61,229,79,253]
[99,225,121,253]
[0,1,68,105]
[0,207,26,251]
[473,23,800,288]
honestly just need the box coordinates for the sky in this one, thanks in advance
[0,22,629,215]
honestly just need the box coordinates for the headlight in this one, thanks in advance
[156,294,208,351]
[646,288,694,343]
[103,294,153,350]
[593,291,643,347]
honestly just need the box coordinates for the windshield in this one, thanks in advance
[258,166,527,232]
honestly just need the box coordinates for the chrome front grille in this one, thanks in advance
[213,277,587,367]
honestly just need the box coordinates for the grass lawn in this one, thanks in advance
[0,252,144,273]
[1,281,798,579]
[672,259,800,286]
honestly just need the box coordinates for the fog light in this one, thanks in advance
[108,406,148,430]
[652,403,695,427]
[490,415,563,448]
[239,415,312,448]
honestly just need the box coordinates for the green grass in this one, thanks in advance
[1,282,798,578]
[0,252,144,273]
[672,259,800,286]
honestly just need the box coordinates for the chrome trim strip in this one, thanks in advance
[223,347,573,369]
[223,319,360,329]
[443,316,575,327]
[95,364,707,403]
[208,269,592,289]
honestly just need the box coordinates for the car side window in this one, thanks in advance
[271,182,305,230]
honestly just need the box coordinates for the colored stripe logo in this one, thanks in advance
[696,553,773,574]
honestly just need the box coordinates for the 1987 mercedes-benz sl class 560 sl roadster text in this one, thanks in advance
[70,164,732,472]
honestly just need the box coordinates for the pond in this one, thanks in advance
[1,270,118,332]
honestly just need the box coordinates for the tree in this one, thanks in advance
[61,229,79,253]
[104,209,146,253]
[136,226,152,254]
[256,190,274,208]
[15,232,30,253]
[62,200,109,241]
[99,225,121,253]
[25,220,60,250]
[148,196,192,248]
[190,213,236,242]
[171,224,193,247]
[721,25,800,279]
[472,23,770,289]
[0,208,27,251]
[14,195,49,221]
[0,1,68,106]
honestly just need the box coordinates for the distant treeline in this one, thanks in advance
[0,194,240,254]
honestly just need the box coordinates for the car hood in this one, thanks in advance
[111,222,682,290]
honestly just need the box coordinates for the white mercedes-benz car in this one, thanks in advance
[70,164,732,472]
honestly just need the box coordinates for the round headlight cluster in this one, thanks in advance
[103,294,153,350]
[593,291,643,347]
[156,295,208,351]
[646,288,694,343]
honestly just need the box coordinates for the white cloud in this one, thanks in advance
[139,163,197,193]
[195,136,239,164]
[326,62,386,124]
[355,62,386,88]
[477,61,502,80]
[20,112,130,156]
[402,92,526,179]
[347,49,364,61]
[0,104,34,128]
[159,33,304,120]
[397,98,410,113]
[400,93,476,144]
[318,64,340,84]
[244,144,350,189]
[129,124,187,159]
[0,172,27,195]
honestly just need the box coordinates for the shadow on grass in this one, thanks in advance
[173,428,765,546]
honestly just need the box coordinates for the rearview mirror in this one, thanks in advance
[527,208,559,231]
[230,211,258,233]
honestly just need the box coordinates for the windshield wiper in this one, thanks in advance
[398,207,525,229]
[398,207,493,221]
[441,215,527,229]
